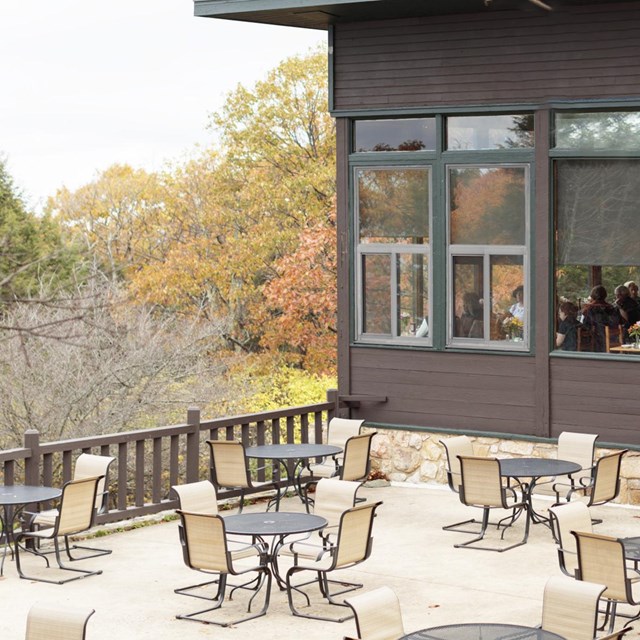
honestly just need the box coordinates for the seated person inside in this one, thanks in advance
[580,285,620,352]
[556,301,581,351]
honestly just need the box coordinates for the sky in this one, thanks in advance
[0,1,324,211]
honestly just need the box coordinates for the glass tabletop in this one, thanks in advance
[401,623,566,640]
[0,485,61,505]
[223,511,327,536]
[244,443,342,460]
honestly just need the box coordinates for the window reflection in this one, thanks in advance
[447,115,534,150]
[555,111,640,150]
[354,118,436,152]
[362,254,391,334]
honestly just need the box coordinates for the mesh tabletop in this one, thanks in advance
[244,443,342,460]
[401,623,566,640]
[223,512,327,536]
[499,458,581,479]
[622,536,640,561]
[0,485,61,505]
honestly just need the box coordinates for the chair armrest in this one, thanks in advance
[285,539,334,563]
[599,626,633,640]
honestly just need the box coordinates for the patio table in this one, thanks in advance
[400,622,566,640]
[499,458,581,541]
[245,443,342,509]
[223,511,327,596]
[0,484,61,575]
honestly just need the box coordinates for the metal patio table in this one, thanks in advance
[223,511,327,600]
[245,443,342,509]
[400,622,566,640]
[0,484,61,574]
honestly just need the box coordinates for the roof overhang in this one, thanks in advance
[193,0,638,30]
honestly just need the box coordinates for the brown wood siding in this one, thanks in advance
[550,358,640,446]
[333,3,640,110]
[350,348,540,436]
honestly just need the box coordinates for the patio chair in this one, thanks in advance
[207,439,279,512]
[440,435,483,533]
[25,603,95,640]
[541,575,633,640]
[283,500,383,622]
[572,530,640,633]
[175,510,271,627]
[549,501,593,577]
[535,431,598,497]
[559,449,627,523]
[454,456,528,552]
[300,418,364,480]
[15,476,104,584]
[23,453,115,560]
[344,586,405,640]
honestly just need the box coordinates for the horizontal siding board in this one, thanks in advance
[333,3,640,109]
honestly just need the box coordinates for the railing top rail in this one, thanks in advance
[198,401,334,429]
[0,447,30,463]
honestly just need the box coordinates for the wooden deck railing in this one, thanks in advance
[0,390,338,524]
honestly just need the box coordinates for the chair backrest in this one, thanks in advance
[557,432,598,485]
[549,501,593,576]
[341,432,376,482]
[327,418,365,450]
[572,531,630,602]
[334,501,382,569]
[177,510,230,573]
[458,456,504,508]
[207,440,251,490]
[542,575,606,640]
[440,436,473,492]
[74,453,115,513]
[589,450,626,506]
[345,586,405,640]
[172,480,218,515]
[314,478,361,528]
[25,604,95,640]
[56,476,102,536]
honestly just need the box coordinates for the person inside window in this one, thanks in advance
[613,284,640,341]
[624,280,639,303]
[556,301,581,351]
[581,285,619,352]
[505,285,525,321]
[458,292,483,338]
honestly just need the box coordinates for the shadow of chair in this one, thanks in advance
[440,435,483,533]
[557,450,627,524]
[15,476,104,584]
[344,585,405,640]
[25,604,95,640]
[23,453,115,560]
[454,456,528,552]
[283,500,383,622]
[549,500,593,577]
[175,510,270,627]
[207,439,279,513]
[572,530,640,633]
[541,575,632,640]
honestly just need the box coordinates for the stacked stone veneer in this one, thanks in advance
[367,429,640,505]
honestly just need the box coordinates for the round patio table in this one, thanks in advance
[400,622,566,640]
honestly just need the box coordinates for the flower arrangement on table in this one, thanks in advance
[628,321,640,347]
[503,316,524,340]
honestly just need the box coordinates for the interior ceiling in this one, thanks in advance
[193,0,639,30]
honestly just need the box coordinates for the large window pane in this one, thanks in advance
[491,256,525,343]
[449,166,526,245]
[397,254,429,337]
[447,115,534,150]
[555,111,640,150]
[362,254,391,334]
[357,168,430,243]
[354,118,436,152]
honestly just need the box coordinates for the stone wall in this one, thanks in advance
[367,428,640,505]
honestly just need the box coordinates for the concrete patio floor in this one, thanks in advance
[2,483,640,639]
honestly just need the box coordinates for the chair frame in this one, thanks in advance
[25,604,95,640]
[454,456,529,552]
[175,509,271,627]
[284,501,383,622]
[344,585,405,640]
[549,500,593,577]
[207,439,279,512]
[15,476,104,584]
[572,530,640,633]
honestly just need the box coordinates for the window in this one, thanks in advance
[351,113,533,351]
[448,166,529,349]
[553,110,640,354]
[355,167,431,343]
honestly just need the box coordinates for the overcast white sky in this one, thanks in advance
[0,1,324,211]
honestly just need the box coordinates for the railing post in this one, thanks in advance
[186,407,201,483]
[326,388,339,422]
[24,429,41,485]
